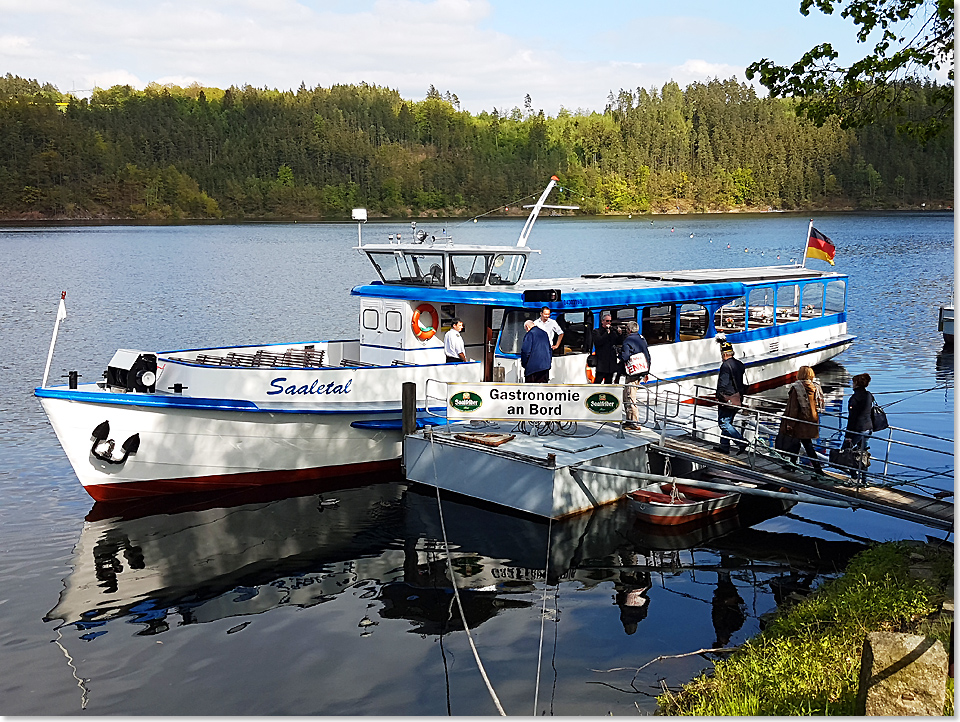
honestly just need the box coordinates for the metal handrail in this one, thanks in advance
[678,382,953,487]
[423,378,449,420]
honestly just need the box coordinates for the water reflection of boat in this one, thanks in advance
[45,477,409,632]
[46,473,860,648]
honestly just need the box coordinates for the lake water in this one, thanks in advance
[0,212,953,715]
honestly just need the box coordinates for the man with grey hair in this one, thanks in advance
[520,319,552,383]
[619,321,650,429]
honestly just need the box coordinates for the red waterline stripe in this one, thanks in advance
[82,458,401,502]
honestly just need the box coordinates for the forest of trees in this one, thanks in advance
[0,73,952,220]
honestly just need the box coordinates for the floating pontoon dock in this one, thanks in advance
[402,381,953,530]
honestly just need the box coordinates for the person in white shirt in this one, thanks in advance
[443,318,467,362]
[534,307,564,353]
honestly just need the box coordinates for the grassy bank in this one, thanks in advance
[659,541,954,715]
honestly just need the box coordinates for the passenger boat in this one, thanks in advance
[627,483,740,525]
[938,302,953,346]
[35,176,854,501]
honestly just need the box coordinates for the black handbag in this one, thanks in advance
[871,402,889,431]
[830,446,871,469]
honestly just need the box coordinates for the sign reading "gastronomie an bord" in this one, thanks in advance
[446,383,623,421]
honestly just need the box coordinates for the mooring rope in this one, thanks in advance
[533,516,553,715]
[428,431,507,716]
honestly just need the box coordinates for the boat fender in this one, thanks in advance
[412,303,439,342]
[90,420,141,465]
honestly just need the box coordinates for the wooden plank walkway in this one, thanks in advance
[651,434,953,532]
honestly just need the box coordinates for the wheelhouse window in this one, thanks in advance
[557,310,592,353]
[714,297,746,333]
[642,305,676,345]
[366,251,445,286]
[678,303,709,340]
[748,287,776,328]
[497,309,539,355]
[801,283,824,318]
[362,309,379,330]
[489,254,527,285]
[776,284,800,322]
[449,254,491,285]
[825,279,846,314]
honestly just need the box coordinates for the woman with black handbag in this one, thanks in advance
[841,372,875,481]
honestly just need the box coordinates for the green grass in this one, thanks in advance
[659,542,953,716]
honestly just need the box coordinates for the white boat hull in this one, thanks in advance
[39,394,405,501]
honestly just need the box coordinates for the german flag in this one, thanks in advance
[805,227,836,265]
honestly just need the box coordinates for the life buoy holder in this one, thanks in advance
[412,303,439,342]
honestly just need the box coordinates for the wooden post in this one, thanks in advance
[401,382,417,474]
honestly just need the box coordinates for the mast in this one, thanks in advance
[516,176,560,247]
[800,218,813,268]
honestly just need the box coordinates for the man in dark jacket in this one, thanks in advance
[591,313,620,384]
[715,339,747,454]
[620,321,650,428]
[520,320,552,383]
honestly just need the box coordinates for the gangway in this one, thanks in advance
[639,383,954,533]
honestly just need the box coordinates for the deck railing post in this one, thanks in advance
[883,427,893,478]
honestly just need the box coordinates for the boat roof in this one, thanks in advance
[351,264,847,308]
[357,242,538,255]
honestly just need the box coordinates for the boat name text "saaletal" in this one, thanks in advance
[267,378,354,396]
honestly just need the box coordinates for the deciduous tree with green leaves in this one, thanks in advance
[747,0,953,142]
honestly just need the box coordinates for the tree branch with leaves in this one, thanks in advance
[746,0,954,142]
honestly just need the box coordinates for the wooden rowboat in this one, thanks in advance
[627,483,739,526]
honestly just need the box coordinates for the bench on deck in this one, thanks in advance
[186,348,327,368]
[340,358,377,367]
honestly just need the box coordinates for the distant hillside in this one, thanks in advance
[0,73,952,220]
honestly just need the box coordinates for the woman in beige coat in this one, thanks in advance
[778,365,826,475]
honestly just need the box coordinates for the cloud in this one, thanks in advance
[0,0,754,113]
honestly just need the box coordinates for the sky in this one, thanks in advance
[0,0,947,115]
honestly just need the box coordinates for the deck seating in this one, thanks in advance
[340,358,376,367]
[182,349,327,368]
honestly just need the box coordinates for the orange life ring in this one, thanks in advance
[412,303,439,341]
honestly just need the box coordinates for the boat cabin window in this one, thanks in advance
[557,310,592,353]
[801,283,824,318]
[748,287,776,328]
[714,297,746,333]
[366,251,446,286]
[362,308,379,330]
[489,254,527,285]
[642,305,676,345]
[776,284,800,322]
[825,279,846,314]
[450,254,491,286]
[385,310,403,332]
[497,309,539,355]
[678,303,709,340]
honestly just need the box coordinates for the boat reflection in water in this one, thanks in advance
[46,474,868,650]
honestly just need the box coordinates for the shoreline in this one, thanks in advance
[0,204,952,226]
